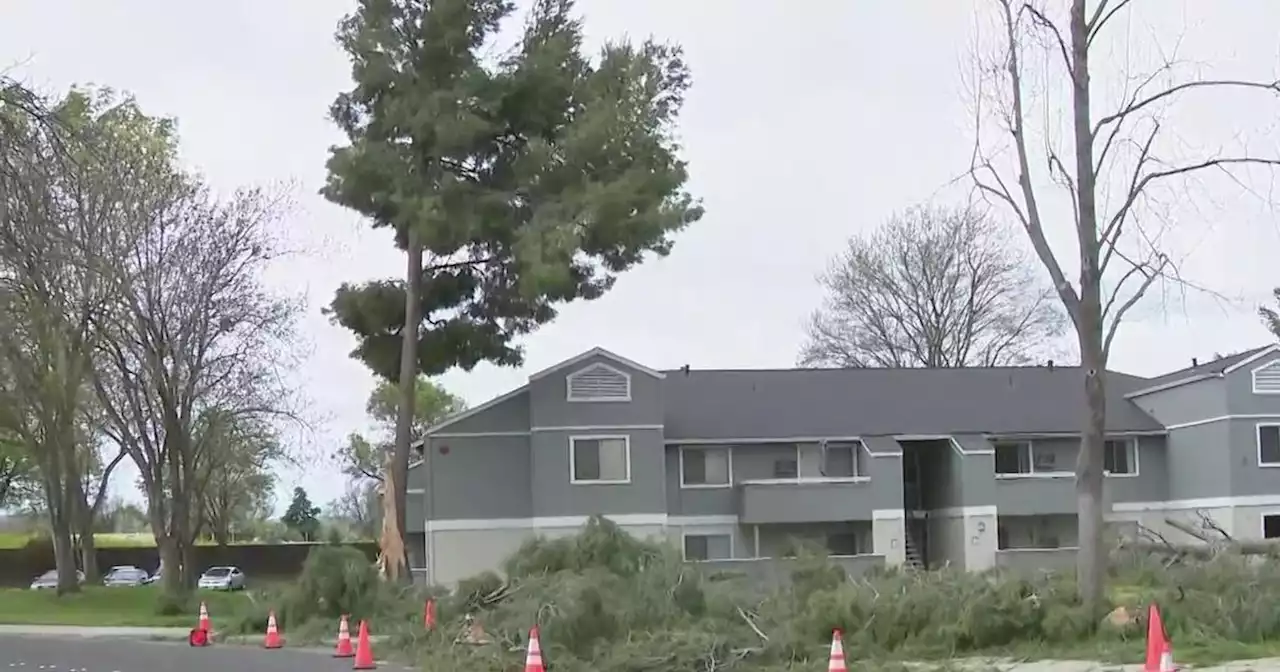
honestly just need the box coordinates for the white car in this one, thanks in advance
[29,569,85,590]
[197,566,246,591]
[103,565,150,587]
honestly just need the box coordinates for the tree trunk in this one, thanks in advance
[49,480,79,595]
[158,535,182,595]
[180,538,197,589]
[50,515,79,596]
[42,430,80,595]
[70,475,99,582]
[79,527,99,583]
[389,230,422,581]
[1066,0,1107,617]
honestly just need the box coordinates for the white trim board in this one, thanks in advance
[1111,494,1280,513]
[949,436,994,456]
[427,514,737,532]
[671,435,865,446]
[527,346,666,381]
[1125,344,1280,399]
[1165,414,1280,431]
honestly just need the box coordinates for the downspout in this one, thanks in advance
[423,437,434,585]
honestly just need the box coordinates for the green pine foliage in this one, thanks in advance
[223,519,1280,668]
[323,0,704,380]
[404,520,1280,671]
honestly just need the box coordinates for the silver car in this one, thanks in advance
[29,569,85,590]
[196,566,246,591]
[103,565,150,587]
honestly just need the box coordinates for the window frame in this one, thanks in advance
[568,435,632,484]
[679,446,734,489]
[993,440,1073,478]
[819,441,861,478]
[1258,423,1280,467]
[1103,438,1140,477]
[1263,512,1280,540]
[681,531,734,562]
[825,531,863,557]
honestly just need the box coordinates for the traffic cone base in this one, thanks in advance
[263,611,284,649]
[353,620,376,670]
[334,614,355,658]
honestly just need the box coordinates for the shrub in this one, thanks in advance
[398,518,1280,671]
[225,544,403,636]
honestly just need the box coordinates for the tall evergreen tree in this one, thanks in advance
[323,0,702,574]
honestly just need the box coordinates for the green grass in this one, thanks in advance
[0,585,263,627]
[0,532,280,549]
[0,532,160,549]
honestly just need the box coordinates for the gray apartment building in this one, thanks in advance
[403,344,1280,585]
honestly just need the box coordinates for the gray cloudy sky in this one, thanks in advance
[4,1,1279,509]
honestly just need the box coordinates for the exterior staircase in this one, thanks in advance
[903,527,925,570]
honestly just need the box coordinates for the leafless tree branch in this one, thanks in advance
[799,205,1069,368]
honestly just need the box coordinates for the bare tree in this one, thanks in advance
[800,205,1067,368]
[91,180,303,594]
[969,0,1280,614]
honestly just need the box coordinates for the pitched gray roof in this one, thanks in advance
[1135,345,1270,390]
[660,366,1163,440]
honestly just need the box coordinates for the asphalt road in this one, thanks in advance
[0,635,413,671]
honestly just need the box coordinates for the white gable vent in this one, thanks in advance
[567,363,631,402]
[1254,360,1280,394]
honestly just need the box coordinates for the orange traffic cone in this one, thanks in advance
[424,599,436,631]
[198,601,211,633]
[524,626,545,672]
[353,620,376,670]
[263,611,284,649]
[333,614,355,658]
[828,629,847,672]
[1144,604,1175,672]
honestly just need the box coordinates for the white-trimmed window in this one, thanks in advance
[566,363,631,402]
[1104,439,1138,476]
[680,447,731,488]
[826,532,863,556]
[1253,360,1280,394]
[1263,513,1280,540]
[683,533,732,561]
[570,436,630,483]
[993,441,1060,475]
[1258,424,1280,467]
[820,442,861,478]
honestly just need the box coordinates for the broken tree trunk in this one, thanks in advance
[376,451,406,582]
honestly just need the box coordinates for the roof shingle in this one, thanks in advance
[660,366,1163,440]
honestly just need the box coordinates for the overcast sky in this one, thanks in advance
[4,1,1279,511]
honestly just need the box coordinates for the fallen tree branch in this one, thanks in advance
[1122,540,1280,558]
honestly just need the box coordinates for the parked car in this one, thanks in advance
[29,569,85,590]
[102,565,150,587]
[196,566,246,591]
